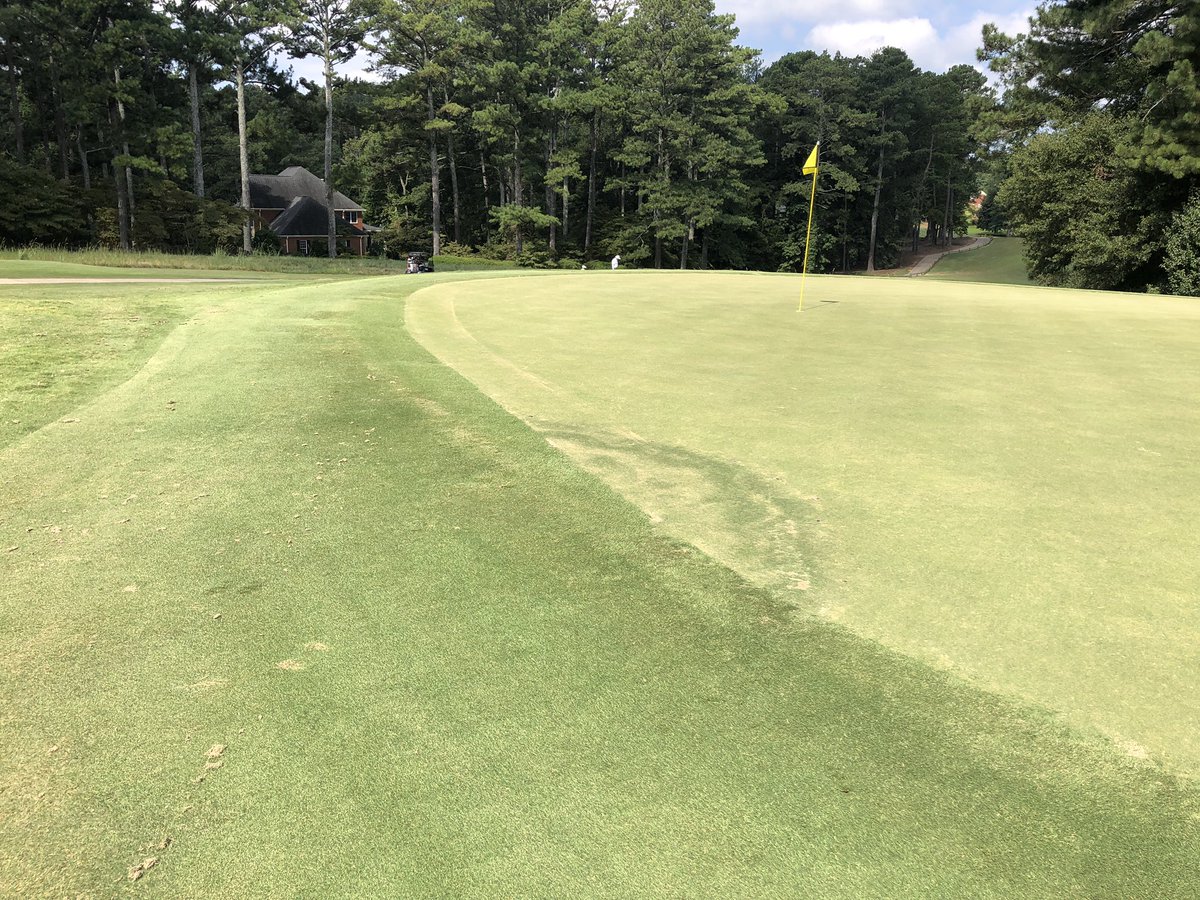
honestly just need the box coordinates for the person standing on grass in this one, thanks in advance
[611,254,621,270]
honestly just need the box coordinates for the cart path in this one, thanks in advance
[909,236,992,276]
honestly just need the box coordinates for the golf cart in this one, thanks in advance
[406,252,434,274]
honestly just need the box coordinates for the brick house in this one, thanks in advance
[249,166,374,256]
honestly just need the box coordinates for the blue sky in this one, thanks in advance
[288,1,1035,85]
[718,0,1035,70]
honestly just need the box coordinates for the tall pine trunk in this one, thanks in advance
[49,54,69,181]
[654,131,666,268]
[545,131,556,252]
[426,85,441,256]
[943,171,953,247]
[480,151,490,239]
[236,62,252,253]
[443,89,460,244]
[911,134,934,252]
[188,63,205,198]
[109,100,130,250]
[5,39,22,162]
[584,112,598,251]
[323,50,336,258]
[113,67,135,246]
[866,137,885,272]
[446,130,460,244]
[76,130,95,240]
[76,131,90,189]
[513,129,524,254]
[842,195,849,272]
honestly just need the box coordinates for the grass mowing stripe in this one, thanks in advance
[2,271,1197,895]
[0,280,325,451]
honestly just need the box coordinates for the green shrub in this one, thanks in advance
[0,156,88,246]
[252,228,281,255]
[1163,193,1200,296]
[478,238,516,260]
[515,250,555,269]
[429,254,515,272]
[376,219,430,260]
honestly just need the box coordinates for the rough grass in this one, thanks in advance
[0,259,300,281]
[0,247,518,277]
[1,246,405,276]
[408,270,1200,778]
[0,282,209,446]
[2,261,1198,896]
[926,236,1032,284]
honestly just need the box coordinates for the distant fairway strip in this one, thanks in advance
[2,264,1198,895]
[925,235,1033,284]
[408,271,1200,778]
[0,277,264,284]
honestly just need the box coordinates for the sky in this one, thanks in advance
[719,0,1034,71]
[284,1,1035,86]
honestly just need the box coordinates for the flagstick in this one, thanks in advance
[798,166,818,312]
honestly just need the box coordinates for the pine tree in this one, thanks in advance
[289,0,368,257]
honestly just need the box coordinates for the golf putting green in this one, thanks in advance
[408,270,1200,777]
[2,263,1197,895]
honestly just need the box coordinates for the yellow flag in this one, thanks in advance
[802,142,819,176]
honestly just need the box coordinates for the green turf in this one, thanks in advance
[2,263,1198,896]
[0,248,405,277]
[408,271,1200,778]
[0,259,289,280]
[0,248,518,278]
[925,236,1032,284]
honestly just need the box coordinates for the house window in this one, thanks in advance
[297,239,309,256]
[348,211,359,223]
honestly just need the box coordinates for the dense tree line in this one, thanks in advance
[981,0,1200,293]
[0,0,989,271]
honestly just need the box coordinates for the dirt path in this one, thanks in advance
[0,277,262,285]
[908,236,991,276]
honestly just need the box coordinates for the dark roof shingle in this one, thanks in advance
[270,196,364,237]
[249,166,362,210]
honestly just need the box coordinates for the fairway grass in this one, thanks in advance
[2,264,1198,895]
[0,281,266,448]
[408,271,1200,779]
[925,236,1032,284]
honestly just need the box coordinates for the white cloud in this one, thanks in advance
[807,17,938,61]
[724,0,909,26]
[944,9,1033,67]
[799,8,1034,72]
[279,50,381,88]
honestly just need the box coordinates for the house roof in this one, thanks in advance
[249,166,362,211]
[270,196,365,237]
